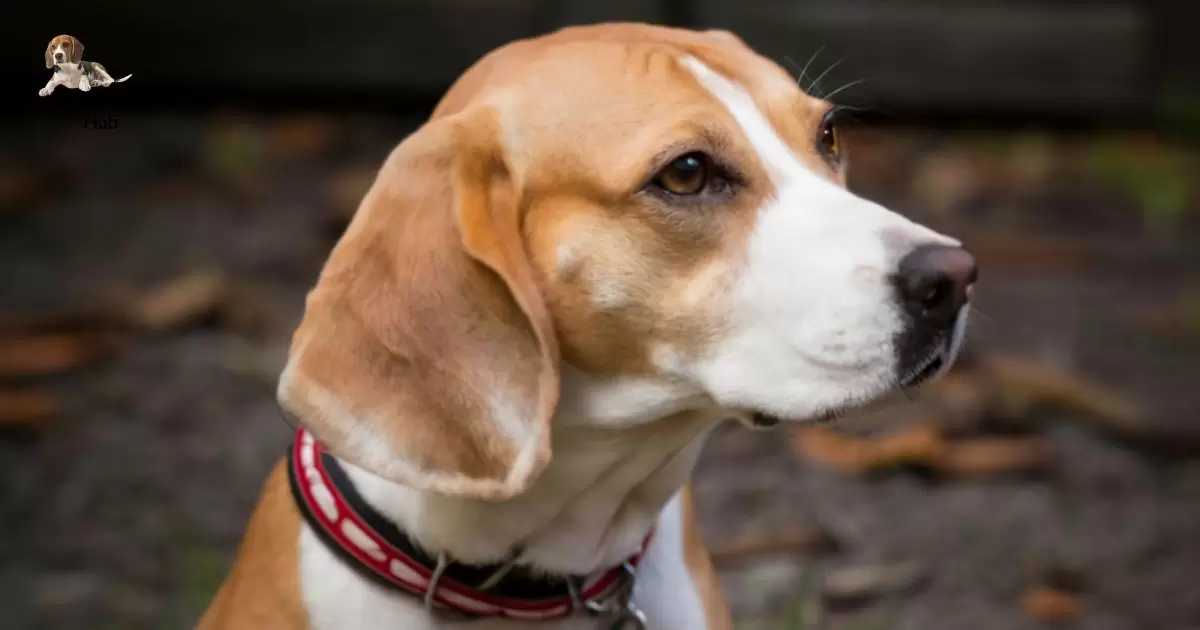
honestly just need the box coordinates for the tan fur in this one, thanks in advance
[197,461,309,630]
[681,486,733,630]
[207,21,851,628]
[279,106,561,499]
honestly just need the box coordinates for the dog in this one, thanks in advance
[197,22,976,630]
[40,34,131,97]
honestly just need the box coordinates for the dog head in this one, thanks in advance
[278,24,976,499]
[46,34,83,68]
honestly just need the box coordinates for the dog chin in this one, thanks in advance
[734,321,969,430]
[735,394,880,430]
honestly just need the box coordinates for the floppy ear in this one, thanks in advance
[45,41,55,69]
[705,29,747,47]
[278,105,561,500]
[69,36,83,64]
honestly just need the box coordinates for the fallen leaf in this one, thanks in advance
[1032,560,1090,594]
[980,355,1200,455]
[0,307,116,334]
[941,436,1049,476]
[0,389,56,429]
[0,332,116,378]
[822,560,929,607]
[791,426,875,473]
[122,268,229,333]
[793,424,1048,478]
[1021,588,1082,623]
[709,529,841,566]
[870,424,948,470]
[792,424,947,474]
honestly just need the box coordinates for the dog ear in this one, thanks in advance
[45,40,55,69]
[704,29,747,47]
[278,104,561,500]
[69,36,83,64]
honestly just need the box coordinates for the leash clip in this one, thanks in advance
[582,562,647,630]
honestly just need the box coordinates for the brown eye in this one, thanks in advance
[654,152,709,195]
[817,111,841,162]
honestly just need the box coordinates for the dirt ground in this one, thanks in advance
[2,112,1199,630]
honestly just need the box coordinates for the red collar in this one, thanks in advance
[287,428,654,621]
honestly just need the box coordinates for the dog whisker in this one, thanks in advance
[799,47,825,82]
[968,306,993,324]
[822,78,870,105]
[807,58,844,98]
[783,46,828,95]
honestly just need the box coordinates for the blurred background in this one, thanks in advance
[3,1,1200,629]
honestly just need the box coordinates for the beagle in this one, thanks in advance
[40,34,131,97]
[198,22,977,630]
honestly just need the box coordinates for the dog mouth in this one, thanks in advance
[898,306,969,389]
[743,308,970,429]
[897,343,947,388]
[749,406,844,428]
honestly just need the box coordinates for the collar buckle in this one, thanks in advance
[579,563,647,629]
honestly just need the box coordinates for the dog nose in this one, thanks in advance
[895,245,977,323]
[55,52,63,60]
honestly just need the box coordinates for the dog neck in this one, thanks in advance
[336,365,724,576]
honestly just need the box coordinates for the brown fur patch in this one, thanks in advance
[280,105,560,499]
[46,35,84,67]
[197,461,309,629]
[682,484,733,629]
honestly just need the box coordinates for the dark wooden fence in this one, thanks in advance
[4,0,1196,126]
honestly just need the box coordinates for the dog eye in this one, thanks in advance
[817,111,841,162]
[653,152,710,196]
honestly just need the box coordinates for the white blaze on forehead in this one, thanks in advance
[676,55,959,421]
[678,54,956,248]
[679,57,800,185]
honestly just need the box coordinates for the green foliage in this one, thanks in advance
[162,523,228,630]
[1158,84,1200,142]
[1087,139,1192,235]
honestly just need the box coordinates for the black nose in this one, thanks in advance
[895,245,977,323]
[55,52,63,60]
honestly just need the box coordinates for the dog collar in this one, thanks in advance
[287,428,654,621]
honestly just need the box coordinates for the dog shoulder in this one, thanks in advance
[197,460,311,629]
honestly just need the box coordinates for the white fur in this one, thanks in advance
[677,57,960,422]
[40,62,91,96]
[300,369,721,629]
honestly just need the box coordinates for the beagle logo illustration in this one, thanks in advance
[40,35,132,97]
